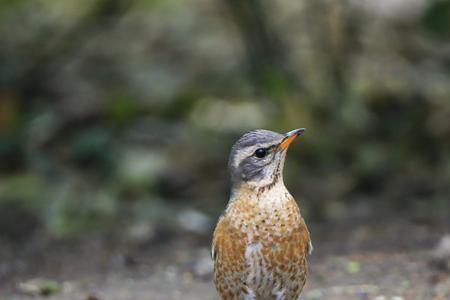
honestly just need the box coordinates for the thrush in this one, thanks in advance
[212,128,312,300]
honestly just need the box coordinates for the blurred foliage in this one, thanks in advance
[422,0,450,39]
[0,0,449,240]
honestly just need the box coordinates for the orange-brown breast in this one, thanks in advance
[212,188,311,300]
[212,216,248,300]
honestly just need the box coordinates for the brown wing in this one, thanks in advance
[212,216,248,300]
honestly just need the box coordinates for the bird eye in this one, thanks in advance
[254,148,267,158]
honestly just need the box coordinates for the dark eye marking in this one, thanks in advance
[254,148,267,158]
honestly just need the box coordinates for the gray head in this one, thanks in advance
[228,128,305,189]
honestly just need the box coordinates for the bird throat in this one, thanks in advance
[227,179,301,236]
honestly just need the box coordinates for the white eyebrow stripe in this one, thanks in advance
[231,147,254,168]
[232,145,277,170]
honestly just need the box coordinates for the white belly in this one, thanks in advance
[244,241,286,300]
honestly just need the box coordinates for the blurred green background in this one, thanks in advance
[0,0,449,242]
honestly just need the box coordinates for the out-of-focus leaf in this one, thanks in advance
[68,127,114,175]
[106,95,138,127]
[346,260,360,273]
[18,279,60,296]
[422,0,450,39]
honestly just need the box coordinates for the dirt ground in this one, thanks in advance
[1,219,449,300]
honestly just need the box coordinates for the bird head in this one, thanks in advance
[228,128,305,189]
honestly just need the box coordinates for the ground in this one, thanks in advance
[1,219,449,300]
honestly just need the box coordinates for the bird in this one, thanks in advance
[212,128,312,300]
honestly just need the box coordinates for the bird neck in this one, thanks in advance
[229,177,291,209]
[226,179,302,234]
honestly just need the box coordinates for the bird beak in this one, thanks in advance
[277,128,305,151]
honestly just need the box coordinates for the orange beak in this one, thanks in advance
[277,128,305,151]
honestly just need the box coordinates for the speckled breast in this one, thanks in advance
[212,184,311,300]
